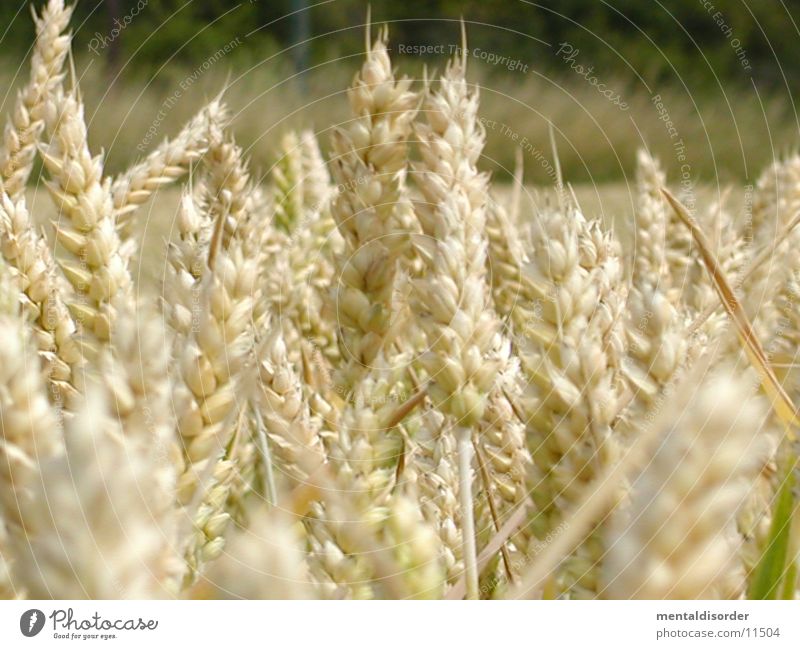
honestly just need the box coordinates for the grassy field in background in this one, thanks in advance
[3,55,796,187]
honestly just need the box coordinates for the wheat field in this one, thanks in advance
[0,0,798,601]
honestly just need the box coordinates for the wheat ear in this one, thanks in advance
[409,49,507,598]
[384,490,446,598]
[163,135,261,583]
[0,267,63,597]
[201,504,315,599]
[0,190,81,402]
[298,30,422,598]
[738,156,800,336]
[8,388,178,598]
[272,128,334,233]
[173,240,258,582]
[328,29,417,390]
[40,91,134,358]
[0,0,73,200]
[263,130,340,364]
[272,131,306,233]
[618,284,687,438]
[473,353,532,590]
[603,370,772,598]
[517,206,626,597]
[112,99,229,238]
[254,327,325,487]
[485,198,526,322]
[684,194,750,342]
[101,299,182,493]
[632,149,668,291]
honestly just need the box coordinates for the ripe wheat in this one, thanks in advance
[0,5,797,602]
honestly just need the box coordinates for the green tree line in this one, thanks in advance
[1,0,798,90]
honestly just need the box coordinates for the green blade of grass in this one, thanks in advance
[748,464,796,599]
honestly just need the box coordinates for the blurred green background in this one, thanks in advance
[2,0,798,186]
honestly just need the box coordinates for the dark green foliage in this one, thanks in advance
[1,0,797,88]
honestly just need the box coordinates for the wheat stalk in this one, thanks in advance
[408,46,509,598]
